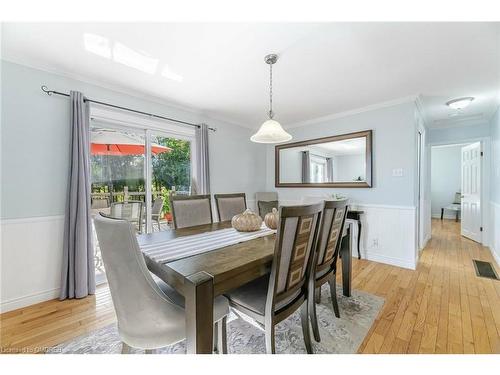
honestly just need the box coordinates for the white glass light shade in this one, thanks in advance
[250,119,292,143]
[446,97,474,110]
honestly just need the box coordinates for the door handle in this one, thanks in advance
[461,195,465,198]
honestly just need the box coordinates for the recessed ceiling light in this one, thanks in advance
[161,65,183,82]
[446,97,474,110]
[112,42,158,74]
[84,33,111,59]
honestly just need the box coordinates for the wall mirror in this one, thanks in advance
[275,130,372,188]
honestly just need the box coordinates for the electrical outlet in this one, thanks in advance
[371,238,379,248]
[392,168,403,177]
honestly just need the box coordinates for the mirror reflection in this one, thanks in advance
[279,137,367,184]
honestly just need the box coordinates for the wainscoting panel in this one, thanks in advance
[350,204,417,270]
[0,215,65,313]
[490,201,500,267]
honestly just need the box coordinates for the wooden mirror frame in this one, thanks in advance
[275,129,373,188]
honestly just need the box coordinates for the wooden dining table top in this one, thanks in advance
[137,221,276,296]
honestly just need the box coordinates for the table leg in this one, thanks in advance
[456,211,459,222]
[185,271,214,354]
[441,208,444,220]
[340,225,352,297]
[357,220,362,260]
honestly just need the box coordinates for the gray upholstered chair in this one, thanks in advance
[309,199,349,342]
[93,214,229,354]
[224,202,324,354]
[170,194,213,229]
[214,193,247,222]
[255,192,278,218]
[110,201,144,233]
[151,197,164,230]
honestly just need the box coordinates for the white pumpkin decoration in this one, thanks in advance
[264,208,279,230]
[231,209,262,232]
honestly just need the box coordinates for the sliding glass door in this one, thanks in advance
[89,117,194,283]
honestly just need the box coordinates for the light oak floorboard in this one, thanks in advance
[1,219,499,354]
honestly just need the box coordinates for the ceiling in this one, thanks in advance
[2,22,499,129]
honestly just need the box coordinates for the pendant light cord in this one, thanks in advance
[269,62,274,119]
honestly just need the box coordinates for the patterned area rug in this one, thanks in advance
[48,285,384,354]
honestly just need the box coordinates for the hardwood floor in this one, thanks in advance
[1,219,499,354]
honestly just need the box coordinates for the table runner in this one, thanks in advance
[140,224,276,263]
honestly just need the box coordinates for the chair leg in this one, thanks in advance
[217,316,228,354]
[328,275,340,318]
[315,285,321,304]
[300,302,313,354]
[265,324,276,354]
[121,342,132,354]
[309,286,321,342]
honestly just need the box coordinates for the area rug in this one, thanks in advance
[47,285,384,354]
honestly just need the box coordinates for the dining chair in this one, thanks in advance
[151,196,164,230]
[110,201,144,233]
[308,198,349,342]
[170,194,213,229]
[214,193,247,222]
[93,214,229,354]
[255,191,278,218]
[224,202,324,354]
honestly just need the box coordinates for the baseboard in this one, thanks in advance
[363,251,416,270]
[0,287,60,314]
[490,246,500,268]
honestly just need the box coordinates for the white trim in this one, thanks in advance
[284,95,418,129]
[0,214,64,224]
[363,252,416,270]
[0,288,60,314]
[489,246,500,268]
[349,203,416,211]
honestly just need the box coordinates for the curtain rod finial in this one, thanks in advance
[41,85,52,95]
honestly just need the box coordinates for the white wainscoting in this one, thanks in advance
[490,201,500,267]
[282,199,417,270]
[1,215,65,313]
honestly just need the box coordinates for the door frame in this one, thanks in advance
[428,136,491,247]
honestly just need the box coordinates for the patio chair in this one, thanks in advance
[110,201,144,233]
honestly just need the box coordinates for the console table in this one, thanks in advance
[347,210,364,259]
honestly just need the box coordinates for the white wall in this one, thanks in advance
[0,60,266,312]
[489,106,500,266]
[431,145,464,219]
[266,101,418,270]
[334,154,365,181]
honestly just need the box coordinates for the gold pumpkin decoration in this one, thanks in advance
[231,209,263,232]
[264,208,279,230]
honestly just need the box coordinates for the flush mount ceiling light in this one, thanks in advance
[250,54,292,144]
[446,97,474,110]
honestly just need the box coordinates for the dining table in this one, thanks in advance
[137,219,354,354]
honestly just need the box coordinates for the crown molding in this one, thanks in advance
[283,95,419,130]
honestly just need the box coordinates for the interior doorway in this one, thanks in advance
[430,142,483,243]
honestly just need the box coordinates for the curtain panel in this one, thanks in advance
[60,91,95,300]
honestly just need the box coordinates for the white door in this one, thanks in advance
[461,142,482,242]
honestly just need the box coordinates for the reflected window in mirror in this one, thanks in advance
[275,130,372,188]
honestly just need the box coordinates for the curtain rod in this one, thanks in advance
[41,86,216,131]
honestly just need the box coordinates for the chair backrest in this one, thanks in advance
[110,201,143,223]
[170,194,213,229]
[314,199,349,280]
[93,214,185,345]
[152,197,164,216]
[266,202,324,315]
[256,191,279,217]
[214,193,247,222]
[453,192,461,204]
[91,198,109,209]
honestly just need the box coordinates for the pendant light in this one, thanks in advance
[250,54,292,143]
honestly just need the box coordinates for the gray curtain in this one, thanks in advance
[195,123,211,194]
[326,157,334,182]
[60,91,95,300]
[301,151,311,183]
